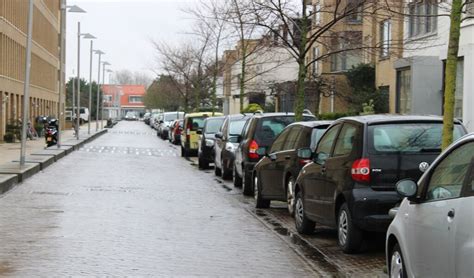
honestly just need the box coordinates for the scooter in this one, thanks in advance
[44,118,58,147]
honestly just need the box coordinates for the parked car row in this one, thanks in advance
[145,111,473,276]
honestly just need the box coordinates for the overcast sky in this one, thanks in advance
[66,0,197,84]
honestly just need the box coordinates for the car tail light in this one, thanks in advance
[351,158,370,183]
[299,159,312,166]
[248,140,259,159]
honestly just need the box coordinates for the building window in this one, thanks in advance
[331,50,362,72]
[380,20,391,58]
[408,1,438,38]
[396,68,412,114]
[330,32,362,72]
[313,3,321,26]
[466,0,474,16]
[104,95,113,102]
[312,47,319,76]
[128,96,143,103]
[346,0,363,23]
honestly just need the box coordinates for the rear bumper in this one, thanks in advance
[349,187,402,232]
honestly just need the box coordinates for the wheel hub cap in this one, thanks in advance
[295,198,304,226]
[338,210,348,246]
[390,251,403,278]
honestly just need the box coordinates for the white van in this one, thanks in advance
[66,107,90,124]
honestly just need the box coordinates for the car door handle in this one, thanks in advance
[448,209,455,218]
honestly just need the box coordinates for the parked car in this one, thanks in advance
[153,113,163,130]
[234,112,316,195]
[181,112,223,157]
[150,113,161,129]
[386,133,474,277]
[143,112,151,125]
[253,121,332,212]
[169,119,184,145]
[214,114,252,179]
[66,107,89,124]
[197,116,226,169]
[158,112,184,139]
[125,111,138,121]
[293,115,467,253]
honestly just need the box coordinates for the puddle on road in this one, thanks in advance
[255,209,343,276]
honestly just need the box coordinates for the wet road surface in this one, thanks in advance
[0,122,323,276]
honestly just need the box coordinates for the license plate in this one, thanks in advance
[47,137,52,142]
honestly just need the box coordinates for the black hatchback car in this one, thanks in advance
[214,114,252,180]
[293,115,467,253]
[197,116,225,169]
[234,112,316,195]
[253,121,332,212]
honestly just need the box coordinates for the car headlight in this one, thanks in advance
[205,139,215,147]
[225,142,237,152]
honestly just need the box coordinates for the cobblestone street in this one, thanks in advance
[0,122,325,276]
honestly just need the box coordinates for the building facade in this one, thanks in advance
[0,0,61,140]
[102,85,146,119]
[395,0,474,131]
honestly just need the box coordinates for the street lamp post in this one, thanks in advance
[101,62,111,127]
[76,21,95,140]
[87,39,98,135]
[20,0,34,166]
[94,50,105,131]
[58,2,85,148]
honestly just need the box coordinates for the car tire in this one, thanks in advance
[233,166,242,188]
[337,203,363,254]
[214,165,222,176]
[294,191,315,234]
[198,157,209,169]
[286,177,296,216]
[389,243,407,278]
[242,167,253,196]
[254,174,270,208]
[221,159,232,180]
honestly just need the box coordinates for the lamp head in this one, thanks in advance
[67,5,86,13]
[82,33,96,39]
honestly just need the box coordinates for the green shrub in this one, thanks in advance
[242,103,264,113]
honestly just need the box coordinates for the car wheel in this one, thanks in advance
[286,177,295,216]
[198,157,209,169]
[390,243,407,278]
[294,190,315,234]
[254,174,270,208]
[214,165,222,177]
[242,167,253,196]
[221,158,232,180]
[233,166,242,188]
[337,203,363,254]
[181,146,187,157]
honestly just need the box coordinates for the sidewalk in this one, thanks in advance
[0,122,108,194]
[0,122,106,166]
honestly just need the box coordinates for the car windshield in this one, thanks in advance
[229,120,247,136]
[369,123,465,153]
[190,117,207,131]
[310,127,329,150]
[255,116,314,146]
[204,118,224,134]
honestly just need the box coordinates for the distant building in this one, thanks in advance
[1,1,62,140]
[102,85,146,119]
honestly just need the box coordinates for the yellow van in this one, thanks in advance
[181,112,223,157]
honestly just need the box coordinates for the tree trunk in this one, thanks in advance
[441,0,463,150]
[239,44,247,111]
[294,1,308,121]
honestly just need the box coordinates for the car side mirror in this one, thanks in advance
[159,120,164,124]
[215,132,223,139]
[256,147,267,157]
[197,129,202,135]
[396,179,418,200]
[297,148,313,159]
[314,152,328,165]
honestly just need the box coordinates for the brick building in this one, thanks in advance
[102,84,146,119]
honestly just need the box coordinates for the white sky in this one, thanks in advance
[66,0,198,83]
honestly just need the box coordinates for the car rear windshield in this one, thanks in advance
[368,123,465,154]
[255,116,314,146]
[164,113,182,122]
[204,118,224,134]
[229,120,247,136]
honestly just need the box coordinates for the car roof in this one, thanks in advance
[336,114,463,125]
[287,120,333,128]
[163,111,184,115]
[226,114,253,120]
[250,112,315,119]
[185,112,224,118]
[205,116,226,121]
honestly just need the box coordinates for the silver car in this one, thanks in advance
[386,133,474,277]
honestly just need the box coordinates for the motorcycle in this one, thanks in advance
[44,118,58,147]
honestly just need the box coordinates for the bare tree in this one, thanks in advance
[112,69,153,87]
